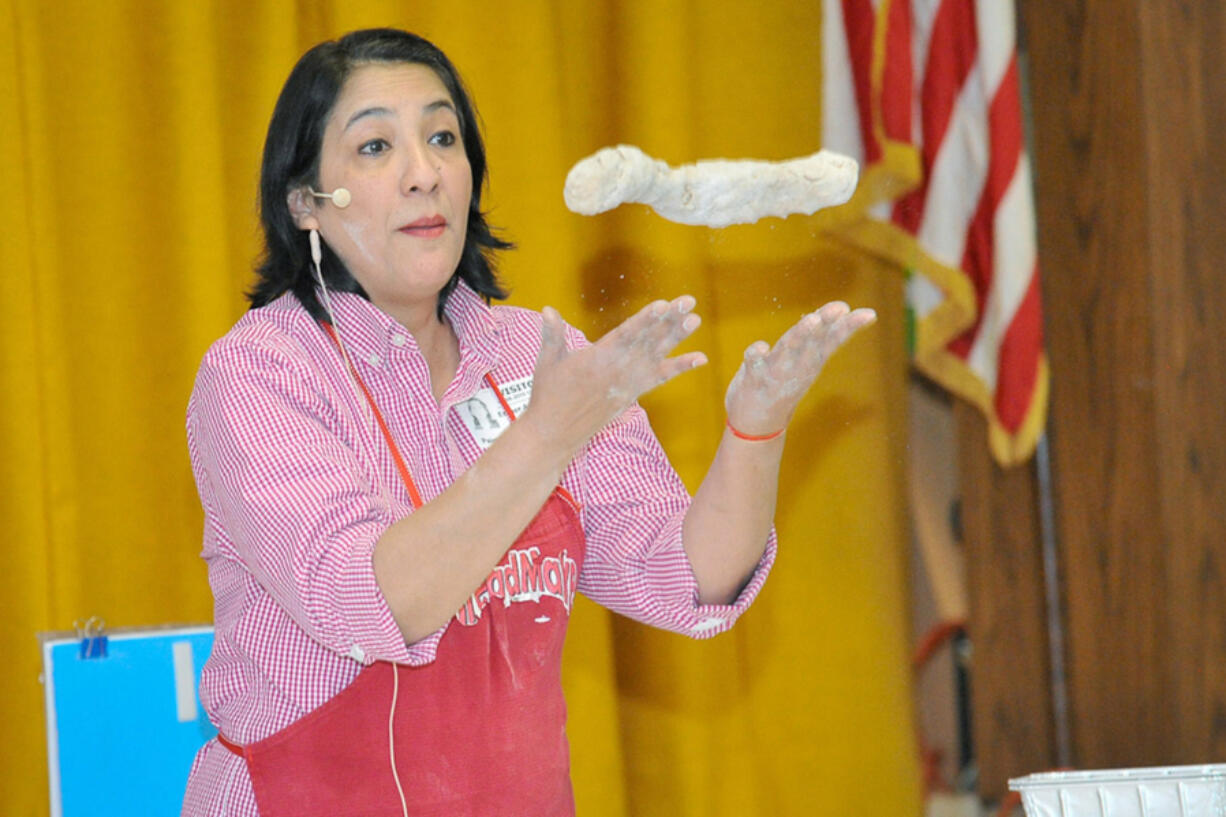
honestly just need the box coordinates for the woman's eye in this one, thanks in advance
[430,131,457,148]
[358,138,391,156]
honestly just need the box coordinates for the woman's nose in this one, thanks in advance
[401,143,442,194]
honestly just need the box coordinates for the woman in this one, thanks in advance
[183,28,875,817]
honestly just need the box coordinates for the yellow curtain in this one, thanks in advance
[1,1,920,814]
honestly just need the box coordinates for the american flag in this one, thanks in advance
[821,0,1048,466]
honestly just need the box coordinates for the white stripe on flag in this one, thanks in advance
[822,0,863,159]
[917,66,989,268]
[975,0,1016,95]
[967,152,1037,386]
[907,273,945,319]
[910,0,944,129]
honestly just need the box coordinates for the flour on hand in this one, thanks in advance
[563,145,859,228]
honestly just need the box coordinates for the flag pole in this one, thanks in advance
[1034,430,1072,767]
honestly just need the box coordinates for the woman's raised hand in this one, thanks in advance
[525,295,707,452]
[724,301,877,438]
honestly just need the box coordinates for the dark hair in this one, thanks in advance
[249,28,511,322]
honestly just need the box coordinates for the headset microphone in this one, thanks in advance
[310,187,352,208]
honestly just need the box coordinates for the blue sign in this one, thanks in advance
[42,626,217,816]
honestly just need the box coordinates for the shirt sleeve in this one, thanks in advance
[561,325,777,639]
[188,328,432,666]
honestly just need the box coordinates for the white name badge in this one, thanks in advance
[454,376,533,449]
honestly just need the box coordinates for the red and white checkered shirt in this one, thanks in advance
[181,282,775,816]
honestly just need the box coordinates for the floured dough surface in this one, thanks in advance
[564,145,859,228]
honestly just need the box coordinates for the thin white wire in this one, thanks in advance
[309,229,360,375]
[310,230,408,817]
[388,663,409,816]
[308,231,397,510]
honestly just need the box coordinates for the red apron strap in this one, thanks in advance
[216,732,246,759]
[321,321,424,509]
[484,372,517,420]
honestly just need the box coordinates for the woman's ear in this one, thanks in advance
[287,187,320,231]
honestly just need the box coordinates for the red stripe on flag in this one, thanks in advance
[985,58,1023,213]
[881,0,913,144]
[993,272,1044,431]
[880,0,922,229]
[843,0,882,163]
[919,0,979,167]
[949,196,992,359]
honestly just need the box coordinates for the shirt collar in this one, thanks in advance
[322,280,500,373]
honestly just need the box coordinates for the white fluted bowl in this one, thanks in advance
[1009,765,1226,817]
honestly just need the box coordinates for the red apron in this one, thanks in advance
[219,336,585,817]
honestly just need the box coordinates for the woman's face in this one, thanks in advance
[295,62,473,322]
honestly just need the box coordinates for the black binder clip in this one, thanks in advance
[75,616,107,660]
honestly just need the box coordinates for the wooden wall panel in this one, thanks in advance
[955,402,1053,797]
[1138,0,1226,765]
[963,0,1226,793]
[1022,0,1175,766]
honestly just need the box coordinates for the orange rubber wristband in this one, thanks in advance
[725,418,785,442]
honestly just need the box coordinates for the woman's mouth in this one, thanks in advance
[399,216,447,239]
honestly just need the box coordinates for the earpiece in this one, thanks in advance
[309,186,351,208]
[309,228,340,332]
[309,228,322,267]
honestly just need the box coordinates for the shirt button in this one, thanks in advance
[391,334,407,347]
[367,353,381,368]
[691,617,725,634]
